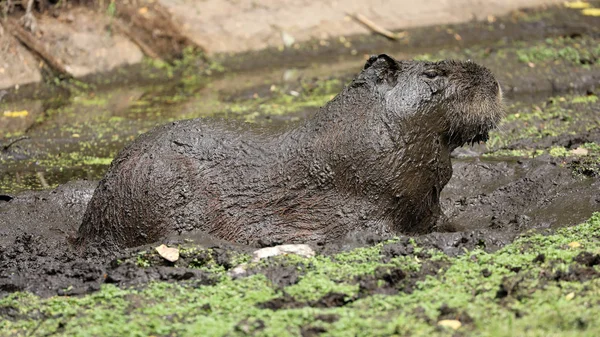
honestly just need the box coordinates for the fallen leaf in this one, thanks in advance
[563,1,591,9]
[3,110,29,117]
[72,134,80,138]
[570,147,589,156]
[568,241,581,248]
[565,292,575,301]
[582,8,600,16]
[438,320,462,330]
[252,244,315,262]
[155,244,179,262]
[138,7,149,15]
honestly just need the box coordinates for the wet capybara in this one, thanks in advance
[78,54,504,249]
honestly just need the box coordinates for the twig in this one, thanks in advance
[36,171,49,188]
[2,136,29,151]
[347,12,406,40]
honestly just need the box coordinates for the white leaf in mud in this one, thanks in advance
[252,244,315,262]
[565,292,575,301]
[570,147,589,156]
[437,319,462,330]
[155,244,179,262]
[228,263,249,277]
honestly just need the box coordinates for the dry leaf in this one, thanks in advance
[138,7,149,15]
[438,320,462,330]
[568,241,581,248]
[3,110,29,117]
[155,244,179,262]
[570,147,589,156]
[565,292,575,301]
[563,1,591,9]
[582,8,600,16]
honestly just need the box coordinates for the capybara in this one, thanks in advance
[78,54,504,249]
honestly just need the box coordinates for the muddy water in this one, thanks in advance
[0,58,365,193]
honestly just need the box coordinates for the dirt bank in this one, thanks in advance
[0,0,564,90]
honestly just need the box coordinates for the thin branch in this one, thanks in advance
[2,136,30,151]
[347,12,406,40]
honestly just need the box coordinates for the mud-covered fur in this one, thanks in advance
[78,54,504,249]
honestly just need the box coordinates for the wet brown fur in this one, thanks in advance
[78,54,504,249]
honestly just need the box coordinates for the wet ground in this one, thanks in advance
[1,2,600,336]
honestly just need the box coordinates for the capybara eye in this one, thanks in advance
[423,69,439,79]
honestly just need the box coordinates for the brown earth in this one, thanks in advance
[0,0,561,90]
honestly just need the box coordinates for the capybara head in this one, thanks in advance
[361,54,504,149]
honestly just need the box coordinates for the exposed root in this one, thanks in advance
[19,0,37,32]
[5,18,72,78]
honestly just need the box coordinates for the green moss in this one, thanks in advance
[549,146,570,157]
[572,95,599,104]
[3,213,600,336]
[515,37,600,65]
[484,92,600,159]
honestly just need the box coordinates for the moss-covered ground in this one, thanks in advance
[2,213,600,336]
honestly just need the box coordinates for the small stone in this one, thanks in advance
[155,244,179,262]
[437,319,462,330]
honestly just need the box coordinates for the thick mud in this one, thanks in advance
[1,151,598,297]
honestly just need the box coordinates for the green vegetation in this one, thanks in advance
[515,37,600,66]
[2,213,600,336]
[484,93,600,175]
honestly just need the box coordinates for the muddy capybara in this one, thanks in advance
[78,54,504,249]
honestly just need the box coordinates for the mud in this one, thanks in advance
[1,149,598,298]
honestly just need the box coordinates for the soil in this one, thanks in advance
[1,148,598,297]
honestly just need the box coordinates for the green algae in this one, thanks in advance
[485,93,600,160]
[515,37,600,66]
[2,213,600,337]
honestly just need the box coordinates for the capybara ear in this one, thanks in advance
[363,54,399,86]
[363,54,399,72]
[364,55,379,69]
